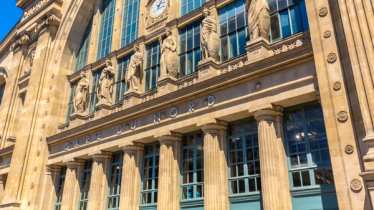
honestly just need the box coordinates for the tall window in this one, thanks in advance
[115,55,132,103]
[75,18,92,71]
[97,0,116,59]
[179,22,201,76]
[78,161,92,210]
[107,153,123,210]
[121,0,140,47]
[89,70,101,113]
[181,0,205,16]
[269,0,308,42]
[284,104,338,209]
[141,144,159,205]
[0,83,5,105]
[54,167,66,210]
[66,83,77,120]
[228,120,261,195]
[181,133,204,201]
[219,0,247,61]
[145,42,160,91]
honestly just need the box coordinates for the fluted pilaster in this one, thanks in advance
[0,175,5,203]
[41,165,62,210]
[119,144,144,210]
[201,122,229,210]
[254,109,291,210]
[61,161,84,210]
[157,134,181,210]
[87,153,111,210]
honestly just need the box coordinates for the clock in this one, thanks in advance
[150,0,168,18]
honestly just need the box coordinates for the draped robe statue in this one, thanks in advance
[126,45,143,92]
[160,29,178,79]
[201,8,220,61]
[248,0,270,41]
[97,60,114,105]
[74,72,89,113]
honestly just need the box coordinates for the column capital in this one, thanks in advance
[90,151,112,161]
[201,121,227,134]
[121,143,144,152]
[64,159,85,169]
[253,108,283,122]
[158,132,182,145]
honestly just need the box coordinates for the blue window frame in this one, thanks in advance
[89,70,101,113]
[284,104,338,210]
[145,42,160,91]
[97,0,116,59]
[228,120,261,195]
[75,18,92,71]
[78,161,92,210]
[181,0,205,16]
[181,132,204,201]
[54,167,66,210]
[219,0,247,62]
[141,144,159,205]
[179,22,202,76]
[268,0,308,42]
[107,153,123,210]
[121,0,140,47]
[116,55,132,103]
[0,83,5,106]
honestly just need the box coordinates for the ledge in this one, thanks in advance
[47,34,313,155]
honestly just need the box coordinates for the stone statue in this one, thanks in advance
[126,45,143,92]
[97,59,114,106]
[160,29,178,79]
[247,0,270,41]
[201,8,220,61]
[74,71,89,113]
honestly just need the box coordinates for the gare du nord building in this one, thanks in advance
[1,0,374,209]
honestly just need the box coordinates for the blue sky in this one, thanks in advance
[0,0,23,41]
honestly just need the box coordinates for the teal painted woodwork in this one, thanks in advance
[292,191,338,210]
[229,194,262,210]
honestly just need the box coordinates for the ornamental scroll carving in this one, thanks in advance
[201,8,220,62]
[247,0,271,41]
[160,29,178,79]
[126,45,144,92]
[97,60,115,106]
[74,71,89,114]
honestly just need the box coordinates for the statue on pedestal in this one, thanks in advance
[160,29,178,79]
[201,8,220,61]
[248,0,270,41]
[74,71,89,113]
[97,59,114,106]
[126,45,143,92]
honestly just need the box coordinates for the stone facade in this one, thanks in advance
[0,0,373,209]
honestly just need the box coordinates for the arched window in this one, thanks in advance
[0,67,8,106]
[75,18,93,71]
[269,0,309,42]
[121,0,140,47]
[97,0,116,59]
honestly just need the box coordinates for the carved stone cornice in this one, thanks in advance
[20,0,63,24]
[11,14,61,52]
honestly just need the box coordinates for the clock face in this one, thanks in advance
[150,0,167,18]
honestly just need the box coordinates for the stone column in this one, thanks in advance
[201,122,229,210]
[119,144,143,210]
[0,175,6,203]
[42,165,62,210]
[61,161,84,210]
[87,153,111,210]
[254,109,292,210]
[157,134,181,210]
